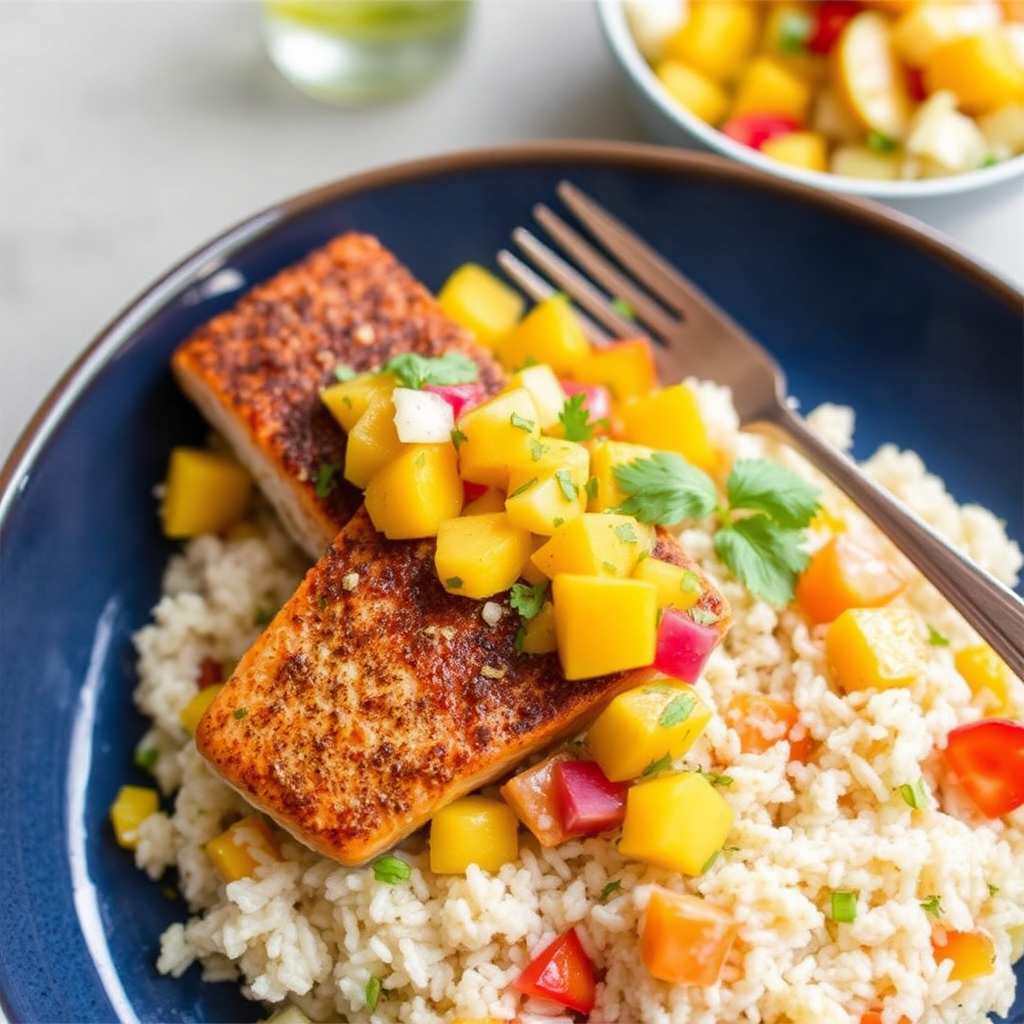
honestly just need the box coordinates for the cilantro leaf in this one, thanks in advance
[725,460,820,529]
[510,580,549,621]
[381,352,478,390]
[313,461,340,499]
[613,452,718,526]
[555,468,578,502]
[558,392,595,442]
[714,516,810,605]
[658,691,697,728]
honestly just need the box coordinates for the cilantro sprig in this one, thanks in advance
[558,393,596,442]
[612,455,820,605]
[381,352,478,390]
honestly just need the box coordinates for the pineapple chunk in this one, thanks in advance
[456,388,542,487]
[731,56,813,123]
[364,443,463,539]
[831,144,904,179]
[531,513,655,579]
[586,680,713,781]
[495,294,591,374]
[825,607,927,693]
[618,771,733,875]
[618,384,715,471]
[344,395,405,489]
[977,100,1024,155]
[110,785,159,850]
[320,370,395,433]
[761,130,829,172]
[552,574,659,679]
[905,91,988,173]
[437,263,525,349]
[434,513,533,599]
[508,364,568,429]
[161,447,252,539]
[206,814,281,882]
[428,796,519,874]
[655,58,731,124]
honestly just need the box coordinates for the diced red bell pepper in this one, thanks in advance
[552,759,629,834]
[807,1,862,54]
[513,927,596,1014]
[943,718,1024,817]
[653,607,719,684]
[720,113,801,150]
[425,382,484,419]
[905,65,928,102]
[561,380,613,426]
[461,479,489,503]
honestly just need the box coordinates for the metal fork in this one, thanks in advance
[498,181,1024,681]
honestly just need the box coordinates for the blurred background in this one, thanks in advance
[2,0,1022,463]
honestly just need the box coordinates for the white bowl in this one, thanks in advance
[596,0,1024,200]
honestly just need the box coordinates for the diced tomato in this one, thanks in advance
[462,479,489,503]
[943,718,1024,817]
[196,656,223,690]
[653,607,719,683]
[560,380,614,426]
[720,113,801,150]
[513,927,596,1014]
[905,64,928,102]
[552,759,629,834]
[807,1,863,54]
[425,382,484,419]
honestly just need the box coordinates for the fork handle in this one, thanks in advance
[766,402,1024,682]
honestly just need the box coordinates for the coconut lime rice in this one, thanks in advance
[127,389,1024,1024]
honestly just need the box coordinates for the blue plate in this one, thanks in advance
[1,142,1021,1024]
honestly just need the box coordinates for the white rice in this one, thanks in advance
[130,387,1024,1024]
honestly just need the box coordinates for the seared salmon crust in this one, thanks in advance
[196,507,731,866]
[172,233,506,558]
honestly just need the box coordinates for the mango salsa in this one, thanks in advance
[434,513,533,599]
[320,370,395,433]
[508,363,567,429]
[633,557,701,611]
[206,814,281,882]
[364,443,463,539]
[428,796,519,874]
[110,785,159,850]
[618,384,716,471]
[586,438,658,512]
[552,574,658,680]
[618,771,734,875]
[437,263,524,349]
[531,513,655,579]
[161,447,253,539]
[825,607,927,693]
[586,680,713,781]
[505,438,590,535]
[343,395,405,489]
[570,339,658,404]
[455,388,542,487]
[495,293,591,374]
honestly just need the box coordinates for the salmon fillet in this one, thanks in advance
[196,507,731,866]
[172,232,506,558]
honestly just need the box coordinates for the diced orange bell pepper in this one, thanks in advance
[795,534,907,625]
[860,1011,912,1024]
[932,928,997,982]
[724,691,810,762]
[639,887,739,986]
[825,607,926,693]
[499,750,578,847]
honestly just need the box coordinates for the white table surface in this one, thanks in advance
[2,0,1022,465]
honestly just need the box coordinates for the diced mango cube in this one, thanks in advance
[932,928,997,982]
[180,683,225,736]
[456,388,542,487]
[344,395,405,489]
[825,607,927,693]
[110,785,159,850]
[619,771,734,875]
[435,513,533,599]
[505,438,590,535]
[508,363,568,429]
[462,486,507,516]
[634,557,701,611]
[570,339,658,404]
[520,600,558,654]
[161,448,253,539]
[320,371,395,433]
[428,796,519,874]
[731,56,813,122]
[586,680,713,781]
[761,130,829,172]
[552,574,658,679]
[532,513,655,579]
[664,1,760,82]
[923,31,1024,115]
[364,443,463,539]
[655,59,731,124]
[618,384,715,471]
[640,887,739,986]
[955,644,1015,714]
[206,814,281,882]
[437,263,525,349]
[587,438,657,512]
[495,294,591,374]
